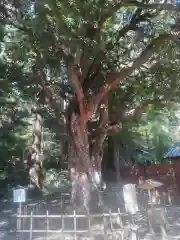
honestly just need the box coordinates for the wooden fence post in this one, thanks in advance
[46,210,49,240]
[109,209,113,232]
[73,210,77,240]
[87,209,91,238]
[22,204,27,240]
[118,208,124,240]
[62,213,64,234]
[16,203,22,240]
[109,208,113,239]
[103,212,108,239]
[30,211,33,240]
[60,195,63,209]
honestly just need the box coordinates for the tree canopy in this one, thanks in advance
[1,1,179,117]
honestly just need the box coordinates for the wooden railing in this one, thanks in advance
[16,208,132,240]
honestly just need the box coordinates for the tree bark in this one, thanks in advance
[67,103,107,210]
[28,103,43,189]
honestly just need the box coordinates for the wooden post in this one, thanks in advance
[60,195,63,209]
[37,200,40,212]
[16,202,22,240]
[118,208,124,240]
[73,210,77,240]
[103,212,108,239]
[46,210,49,240]
[30,211,33,240]
[62,213,64,234]
[109,209,113,236]
[22,204,27,240]
[87,209,91,238]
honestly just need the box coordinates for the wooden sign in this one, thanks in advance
[13,188,26,203]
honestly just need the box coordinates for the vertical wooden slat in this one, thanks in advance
[46,210,49,240]
[16,203,22,240]
[22,204,27,240]
[117,208,124,228]
[37,200,40,212]
[118,208,124,240]
[103,212,107,239]
[109,209,113,231]
[87,209,91,238]
[109,209,113,239]
[30,211,33,240]
[73,210,77,240]
[60,195,63,209]
[20,203,22,236]
[62,213,64,234]
[46,196,48,212]
[36,200,38,213]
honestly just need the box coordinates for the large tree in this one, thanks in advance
[2,0,180,209]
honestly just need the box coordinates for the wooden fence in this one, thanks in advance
[16,208,135,240]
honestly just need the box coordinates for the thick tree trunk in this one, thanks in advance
[66,60,110,210]
[69,149,103,211]
[67,112,104,210]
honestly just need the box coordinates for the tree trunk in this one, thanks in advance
[113,140,121,183]
[29,104,43,189]
[67,111,105,211]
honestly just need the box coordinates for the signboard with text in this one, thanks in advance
[13,188,26,203]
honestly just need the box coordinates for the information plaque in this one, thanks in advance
[13,188,26,203]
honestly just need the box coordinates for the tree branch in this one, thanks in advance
[90,97,109,158]
[114,82,177,123]
[85,32,180,120]
[67,57,85,118]
[125,2,180,13]
[82,9,149,96]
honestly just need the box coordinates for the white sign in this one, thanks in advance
[123,184,138,214]
[13,188,26,203]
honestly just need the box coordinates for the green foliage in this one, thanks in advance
[43,169,70,193]
[113,104,180,165]
[0,0,180,189]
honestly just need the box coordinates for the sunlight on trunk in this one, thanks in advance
[70,166,103,210]
[66,106,107,209]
